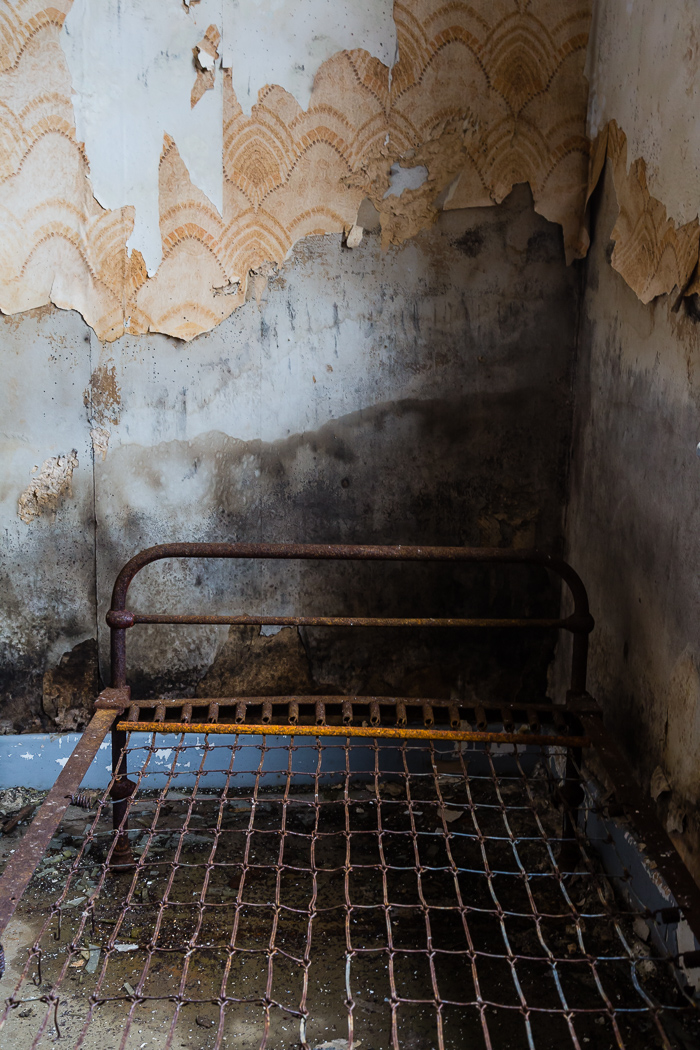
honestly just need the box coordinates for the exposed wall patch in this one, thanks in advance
[84,360,121,460]
[221,0,396,115]
[17,451,79,524]
[383,163,429,199]
[61,0,224,275]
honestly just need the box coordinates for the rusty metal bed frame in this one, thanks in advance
[1,543,699,1049]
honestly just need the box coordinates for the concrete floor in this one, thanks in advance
[0,767,698,1050]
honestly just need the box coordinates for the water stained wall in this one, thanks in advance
[0,187,579,728]
[567,163,700,883]
[558,0,700,885]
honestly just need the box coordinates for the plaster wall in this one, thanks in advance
[583,0,700,307]
[1,188,578,729]
[564,0,700,881]
[586,0,700,227]
[567,164,700,879]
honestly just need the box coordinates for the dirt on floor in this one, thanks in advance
[0,756,699,1050]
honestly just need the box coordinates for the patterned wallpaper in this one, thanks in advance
[0,0,592,340]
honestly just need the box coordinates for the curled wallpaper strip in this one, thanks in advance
[0,0,593,341]
[587,121,700,305]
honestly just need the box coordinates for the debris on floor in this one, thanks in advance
[1,736,699,1049]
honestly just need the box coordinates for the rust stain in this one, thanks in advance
[84,361,121,427]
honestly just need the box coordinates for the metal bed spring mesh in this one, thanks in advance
[1,733,698,1050]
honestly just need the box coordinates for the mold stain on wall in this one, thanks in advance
[566,159,700,882]
[88,192,577,704]
[0,187,579,727]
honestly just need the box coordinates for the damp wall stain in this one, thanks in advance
[0,308,96,730]
[566,162,700,881]
[0,188,579,726]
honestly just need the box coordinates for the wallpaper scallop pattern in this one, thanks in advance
[0,0,592,340]
[591,122,700,305]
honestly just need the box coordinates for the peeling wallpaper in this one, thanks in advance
[62,0,226,276]
[585,0,700,305]
[0,0,592,341]
[588,122,700,306]
[586,0,700,229]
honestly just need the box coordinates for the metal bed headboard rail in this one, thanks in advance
[105,542,594,697]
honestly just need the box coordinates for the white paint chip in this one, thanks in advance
[20,752,34,760]
[56,757,70,769]
[61,0,224,276]
[60,0,396,276]
[383,163,429,198]
[677,919,700,993]
[345,224,363,248]
[223,0,396,115]
[195,47,216,71]
[90,427,110,461]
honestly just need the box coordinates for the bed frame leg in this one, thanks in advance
[559,745,584,873]
[110,723,136,869]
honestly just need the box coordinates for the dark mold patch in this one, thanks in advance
[452,227,484,258]
[97,385,571,704]
[526,229,562,265]
[196,626,313,698]
[2,188,579,724]
[42,638,100,731]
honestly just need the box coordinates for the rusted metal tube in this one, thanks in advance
[107,543,595,704]
[118,612,580,629]
[110,720,134,869]
[116,719,590,748]
[0,707,116,940]
[109,543,593,618]
[526,707,540,733]
[132,694,600,713]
